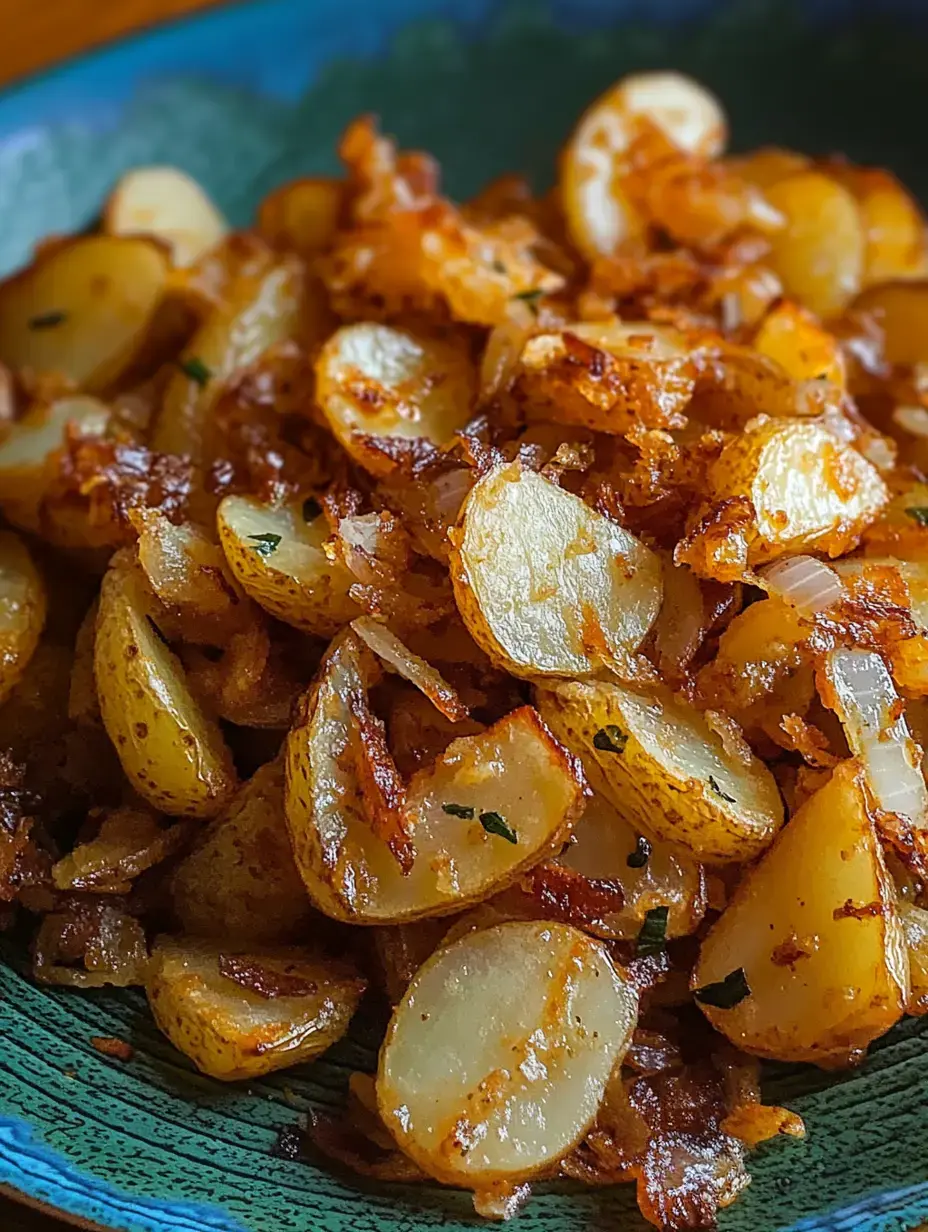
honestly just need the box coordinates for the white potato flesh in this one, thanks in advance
[377,920,637,1185]
[105,166,228,267]
[217,495,359,636]
[284,632,584,922]
[0,532,47,707]
[535,677,784,862]
[693,760,908,1066]
[147,937,365,1080]
[562,71,726,258]
[315,323,475,476]
[560,791,706,940]
[709,419,888,563]
[451,462,662,677]
[0,236,168,391]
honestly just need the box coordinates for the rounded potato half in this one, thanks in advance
[535,676,784,862]
[284,631,584,923]
[0,531,47,707]
[0,236,168,391]
[94,561,238,817]
[217,494,358,636]
[377,920,637,1186]
[147,937,365,1080]
[315,322,476,477]
[105,166,228,268]
[451,462,662,678]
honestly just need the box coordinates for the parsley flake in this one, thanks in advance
[28,309,67,330]
[179,356,212,387]
[627,834,652,869]
[593,726,628,755]
[906,507,928,527]
[442,802,475,820]
[248,533,282,557]
[708,774,736,803]
[512,287,544,314]
[694,967,751,1009]
[302,497,322,523]
[479,811,517,844]
[636,906,669,957]
[492,259,507,275]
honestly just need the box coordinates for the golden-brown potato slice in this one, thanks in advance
[104,166,228,268]
[826,165,928,285]
[170,760,314,944]
[0,532,47,707]
[562,71,726,258]
[752,300,846,387]
[257,177,345,256]
[762,171,864,317]
[315,322,475,477]
[146,936,365,1080]
[284,631,584,923]
[94,559,237,817]
[900,902,928,1015]
[708,418,887,563]
[692,760,908,1066]
[377,920,638,1187]
[536,676,783,862]
[217,494,358,636]
[151,256,307,461]
[0,236,168,391]
[516,321,695,433]
[451,462,662,677]
[726,147,809,190]
[851,279,928,367]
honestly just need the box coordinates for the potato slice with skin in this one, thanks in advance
[315,323,476,477]
[377,920,638,1186]
[824,164,928,285]
[900,902,928,1015]
[708,418,888,564]
[752,300,846,388]
[692,760,908,1066]
[170,759,315,944]
[285,631,584,923]
[258,177,345,256]
[105,166,228,268]
[147,937,365,1080]
[451,462,662,678]
[852,279,928,367]
[94,560,237,818]
[535,676,783,862]
[0,532,47,707]
[0,236,168,392]
[217,495,358,636]
[562,71,726,258]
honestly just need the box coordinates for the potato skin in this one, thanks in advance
[94,562,238,818]
[0,531,47,707]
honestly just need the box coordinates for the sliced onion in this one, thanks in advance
[760,555,845,617]
[826,647,928,824]
[351,615,469,722]
[893,405,928,439]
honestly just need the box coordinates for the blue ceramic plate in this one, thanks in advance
[3,2,928,1231]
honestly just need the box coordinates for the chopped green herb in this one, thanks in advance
[479,811,517,844]
[442,802,475,820]
[906,507,928,527]
[636,906,669,957]
[302,496,322,523]
[816,371,830,381]
[707,774,736,804]
[179,356,212,387]
[593,726,628,755]
[694,967,751,1009]
[28,309,67,330]
[145,615,170,647]
[512,287,544,314]
[248,533,282,558]
[627,834,652,869]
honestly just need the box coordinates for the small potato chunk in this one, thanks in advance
[852,279,928,367]
[708,418,888,563]
[536,676,783,862]
[285,631,584,922]
[752,300,846,387]
[900,902,928,1016]
[217,495,358,636]
[377,920,638,1186]
[258,177,345,256]
[0,236,168,391]
[763,171,864,317]
[562,71,726,258]
[147,937,365,1080]
[315,323,475,477]
[94,560,237,817]
[170,760,314,944]
[693,760,908,1066]
[105,166,228,268]
[451,462,662,677]
[826,165,928,285]
[0,532,47,706]
[516,321,695,433]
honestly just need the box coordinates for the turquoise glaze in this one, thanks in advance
[2,2,928,1229]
